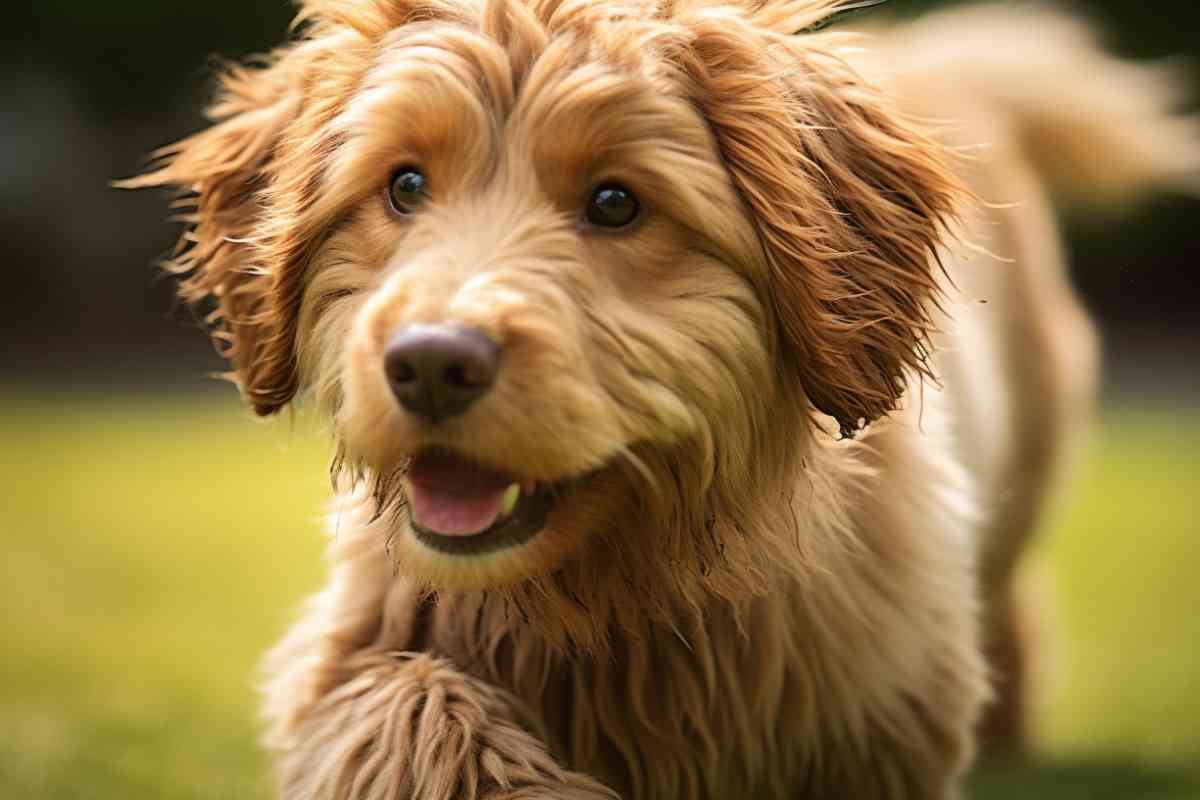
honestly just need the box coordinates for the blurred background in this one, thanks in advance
[2,1,1197,798]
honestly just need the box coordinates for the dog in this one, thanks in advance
[126,1,1200,797]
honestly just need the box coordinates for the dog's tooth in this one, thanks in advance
[501,483,521,517]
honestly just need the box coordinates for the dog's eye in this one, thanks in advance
[388,167,429,215]
[585,183,640,229]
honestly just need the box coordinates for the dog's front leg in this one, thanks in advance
[271,650,616,800]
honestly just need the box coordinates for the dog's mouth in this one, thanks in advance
[402,448,557,555]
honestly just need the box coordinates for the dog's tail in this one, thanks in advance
[890,4,1200,206]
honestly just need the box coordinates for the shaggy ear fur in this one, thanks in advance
[679,1,961,438]
[121,57,303,415]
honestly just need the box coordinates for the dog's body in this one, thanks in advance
[130,1,1199,797]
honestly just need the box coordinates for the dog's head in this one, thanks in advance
[130,0,958,636]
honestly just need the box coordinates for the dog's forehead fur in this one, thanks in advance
[265,0,868,247]
[323,14,741,235]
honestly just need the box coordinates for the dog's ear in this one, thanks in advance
[679,5,961,437]
[121,56,304,415]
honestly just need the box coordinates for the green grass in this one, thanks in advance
[2,392,1198,799]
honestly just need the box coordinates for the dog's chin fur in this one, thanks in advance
[127,0,1200,797]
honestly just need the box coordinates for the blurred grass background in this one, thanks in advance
[3,0,1200,797]
[2,392,1198,798]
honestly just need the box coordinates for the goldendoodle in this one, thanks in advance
[127,1,1199,797]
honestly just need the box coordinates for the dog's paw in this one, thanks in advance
[273,652,620,800]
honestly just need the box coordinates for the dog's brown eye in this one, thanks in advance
[388,167,428,215]
[585,183,639,229]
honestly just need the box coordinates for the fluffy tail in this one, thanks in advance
[893,4,1200,206]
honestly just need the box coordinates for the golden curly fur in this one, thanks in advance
[125,1,1200,797]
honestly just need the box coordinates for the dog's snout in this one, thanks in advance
[384,324,500,422]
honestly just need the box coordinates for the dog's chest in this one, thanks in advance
[458,598,812,800]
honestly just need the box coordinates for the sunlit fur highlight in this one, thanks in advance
[128,0,1200,798]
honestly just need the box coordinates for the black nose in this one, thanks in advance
[383,324,500,422]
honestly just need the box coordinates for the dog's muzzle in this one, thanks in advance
[383,323,560,554]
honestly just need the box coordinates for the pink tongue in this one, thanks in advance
[406,451,514,537]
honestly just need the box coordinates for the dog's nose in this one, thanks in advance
[383,324,500,422]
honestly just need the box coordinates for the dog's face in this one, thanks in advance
[131,0,957,603]
[307,14,780,589]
